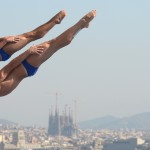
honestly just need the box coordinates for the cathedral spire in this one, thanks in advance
[55,92,58,116]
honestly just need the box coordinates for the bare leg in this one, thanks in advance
[0,65,25,96]
[0,10,96,97]
[27,10,97,67]
[0,46,43,96]
[1,10,66,56]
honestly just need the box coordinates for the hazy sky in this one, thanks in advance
[0,0,150,126]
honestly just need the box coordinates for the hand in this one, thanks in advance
[28,45,44,55]
[5,36,20,43]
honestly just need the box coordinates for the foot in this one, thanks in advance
[80,10,96,28]
[53,10,67,24]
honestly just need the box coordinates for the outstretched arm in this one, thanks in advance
[0,45,44,82]
[0,36,20,49]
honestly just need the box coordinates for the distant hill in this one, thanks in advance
[79,112,150,130]
[0,119,16,126]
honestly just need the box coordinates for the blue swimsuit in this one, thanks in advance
[0,48,11,61]
[22,60,38,77]
[0,48,38,76]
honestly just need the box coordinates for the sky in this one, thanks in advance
[0,0,150,127]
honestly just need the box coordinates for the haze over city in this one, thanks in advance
[0,0,150,126]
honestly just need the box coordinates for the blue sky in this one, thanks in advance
[0,0,150,126]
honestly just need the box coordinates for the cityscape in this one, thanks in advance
[1,0,150,150]
[1,103,150,150]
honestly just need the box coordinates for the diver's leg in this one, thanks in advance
[53,10,97,50]
[0,66,24,97]
[2,10,66,55]
[26,10,96,67]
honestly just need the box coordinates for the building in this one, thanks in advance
[103,138,137,150]
[48,105,77,137]
[12,130,25,146]
[0,142,4,150]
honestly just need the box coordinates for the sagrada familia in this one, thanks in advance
[48,105,78,137]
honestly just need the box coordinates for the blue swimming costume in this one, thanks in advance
[0,48,11,61]
[22,60,38,77]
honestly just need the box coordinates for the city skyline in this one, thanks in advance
[1,110,150,128]
[0,0,150,126]
[0,122,148,150]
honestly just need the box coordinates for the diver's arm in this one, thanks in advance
[0,36,20,49]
